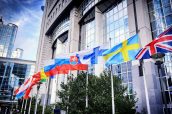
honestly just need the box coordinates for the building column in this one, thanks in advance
[67,7,80,76]
[94,7,105,76]
[68,7,80,53]
[128,0,163,113]
[143,60,163,114]
[131,61,147,113]
[135,0,163,113]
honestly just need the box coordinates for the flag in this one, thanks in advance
[44,59,70,76]
[136,26,172,59]
[103,34,140,66]
[23,77,40,99]
[54,56,88,71]
[40,69,48,82]
[44,56,88,77]
[78,46,107,65]
[15,77,33,98]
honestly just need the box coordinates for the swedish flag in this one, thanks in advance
[102,34,140,66]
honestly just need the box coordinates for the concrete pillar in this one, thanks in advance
[67,7,80,76]
[135,0,163,113]
[128,0,163,113]
[135,0,152,47]
[127,0,152,47]
[143,60,163,114]
[94,7,105,76]
[68,7,80,53]
[132,60,147,113]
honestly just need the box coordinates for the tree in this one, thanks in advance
[57,71,137,114]
[29,97,54,114]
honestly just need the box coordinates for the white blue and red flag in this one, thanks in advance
[136,26,172,59]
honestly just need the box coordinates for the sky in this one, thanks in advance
[0,0,44,61]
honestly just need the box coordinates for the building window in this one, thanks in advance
[147,0,172,108]
[104,0,128,45]
[104,0,132,97]
[81,20,96,50]
[148,0,172,38]
[112,61,133,96]
[79,0,101,16]
[80,20,96,74]
[52,18,70,40]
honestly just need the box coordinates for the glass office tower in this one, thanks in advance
[0,57,35,114]
[0,17,18,58]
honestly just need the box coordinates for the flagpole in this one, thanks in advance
[109,37,115,114]
[23,99,28,114]
[28,97,32,114]
[20,99,25,113]
[42,79,49,114]
[34,83,41,114]
[86,45,89,110]
[142,61,151,114]
[67,71,71,114]
[86,71,88,109]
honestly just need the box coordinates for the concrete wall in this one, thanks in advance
[128,0,163,113]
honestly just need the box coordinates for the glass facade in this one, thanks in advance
[52,18,70,57]
[0,23,18,58]
[0,60,35,100]
[52,18,70,40]
[104,0,129,44]
[80,20,96,50]
[147,0,172,112]
[148,0,172,38]
[104,0,132,96]
[79,0,101,16]
[80,20,96,74]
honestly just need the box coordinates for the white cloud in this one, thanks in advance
[14,37,39,60]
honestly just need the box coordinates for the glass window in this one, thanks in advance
[161,0,171,6]
[148,2,154,11]
[80,20,95,74]
[154,0,161,10]
[122,73,127,83]
[128,83,133,94]
[165,14,172,26]
[147,0,172,106]
[104,0,133,96]
[128,72,132,82]
[163,5,172,16]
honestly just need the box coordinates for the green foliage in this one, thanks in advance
[57,71,137,114]
[29,97,54,114]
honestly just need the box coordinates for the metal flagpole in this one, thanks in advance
[86,45,89,109]
[86,72,88,108]
[34,83,41,114]
[109,37,115,114]
[20,99,25,113]
[42,79,49,114]
[23,99,28,114]
[67,71,71,114]
[142,61,151,114]
[28,97,32,114]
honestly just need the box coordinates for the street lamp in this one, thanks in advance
[151,53,168,114]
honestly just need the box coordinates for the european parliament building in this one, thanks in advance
[36,0,172,113]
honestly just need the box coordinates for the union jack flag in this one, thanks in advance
[136,26,172,59]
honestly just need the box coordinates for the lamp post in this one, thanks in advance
[151,53,168,114]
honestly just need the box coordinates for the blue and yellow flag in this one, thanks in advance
[102,34,140,66]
